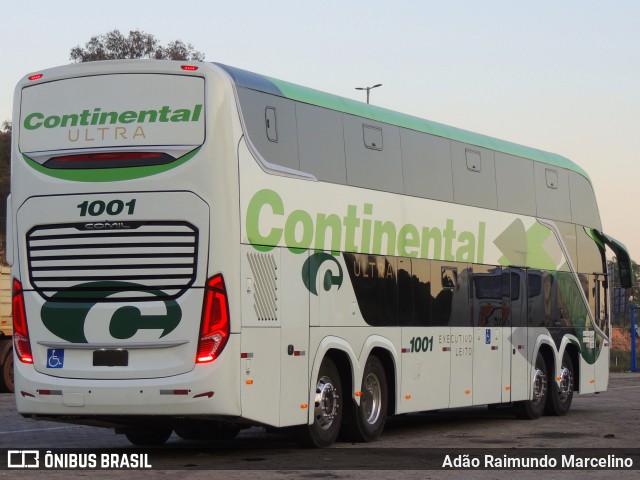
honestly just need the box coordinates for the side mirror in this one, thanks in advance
[592,230,633,289]
[617,255,633,289]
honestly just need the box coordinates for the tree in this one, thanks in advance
[70,29,204,62]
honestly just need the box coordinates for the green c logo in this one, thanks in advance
[302,253,344,296]
[41,281,182,343]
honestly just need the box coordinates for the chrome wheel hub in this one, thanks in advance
[532,367,547,405]
[558,365,573,402]
[314,376,339,430]
[361,372,382,425]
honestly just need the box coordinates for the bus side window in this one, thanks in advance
[413,259,431,326]
[344,253,398,326]
[441,267,458,288]
[431,265,458,326]
[398,258,431,326]
[527,270,544,327]
[555,271,588,329]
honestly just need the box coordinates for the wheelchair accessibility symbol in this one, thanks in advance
[46,349,64,368]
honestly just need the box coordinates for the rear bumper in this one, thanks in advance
[14,336,241,418]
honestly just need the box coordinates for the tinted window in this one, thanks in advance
[471,266,502,327]
[343,253,397,326]
[398,258,431,326]
[556,271,589,329]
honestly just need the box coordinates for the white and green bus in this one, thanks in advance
[7,60,632,447]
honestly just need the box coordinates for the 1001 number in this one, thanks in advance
[77,199,136,217]
[409,336,434,353]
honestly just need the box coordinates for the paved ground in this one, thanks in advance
[0,372,638,479]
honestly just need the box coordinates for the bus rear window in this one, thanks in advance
[20,74,205,154]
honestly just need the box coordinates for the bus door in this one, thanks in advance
[507,267,529,403]
[471,266,503,406]
[593,272,609,391]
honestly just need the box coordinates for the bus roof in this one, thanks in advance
[215,63,589,181]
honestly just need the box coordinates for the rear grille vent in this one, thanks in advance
[26,221,198,302]
[247,252,278,322]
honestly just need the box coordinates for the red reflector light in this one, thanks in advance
[37,390,62,396]
[44,151,174,169]
[12,279,33,364]
[181,65,198,71]
[196,274,230,363]
[159,389,189,395]
[28,74,43,81]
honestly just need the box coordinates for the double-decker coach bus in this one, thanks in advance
[7,60,632,447]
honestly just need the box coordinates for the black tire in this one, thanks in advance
[299,357,343,448]
[514,351,548,420]
[124,427,173,446]
[175,422,240,441]
[545,351,574,416]
[1,347,14,393]
[341,355,387,442]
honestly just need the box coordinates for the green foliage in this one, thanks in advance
[70,29,204,62]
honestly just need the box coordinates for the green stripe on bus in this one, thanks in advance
[263,75,589,180]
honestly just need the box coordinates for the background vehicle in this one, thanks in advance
[0,265,13,392]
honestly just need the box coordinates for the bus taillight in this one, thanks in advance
[196,274,230,363]
[12,279,33,364]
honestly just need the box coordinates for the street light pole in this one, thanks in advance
[355,83,382,104]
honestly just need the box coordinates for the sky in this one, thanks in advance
[2,0,639,260]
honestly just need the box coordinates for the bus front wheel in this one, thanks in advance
[341,355,387,442]
[301,357,343,448]
[174,422,240,441]
[515,351,548,420]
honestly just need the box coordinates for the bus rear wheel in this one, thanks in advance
[341,355,387,442]
[124,426,173,446]
[300,357,343,448]
[545,351,574,416]
[515,351,548,420]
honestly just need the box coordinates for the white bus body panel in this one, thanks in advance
[239,246,311,427]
